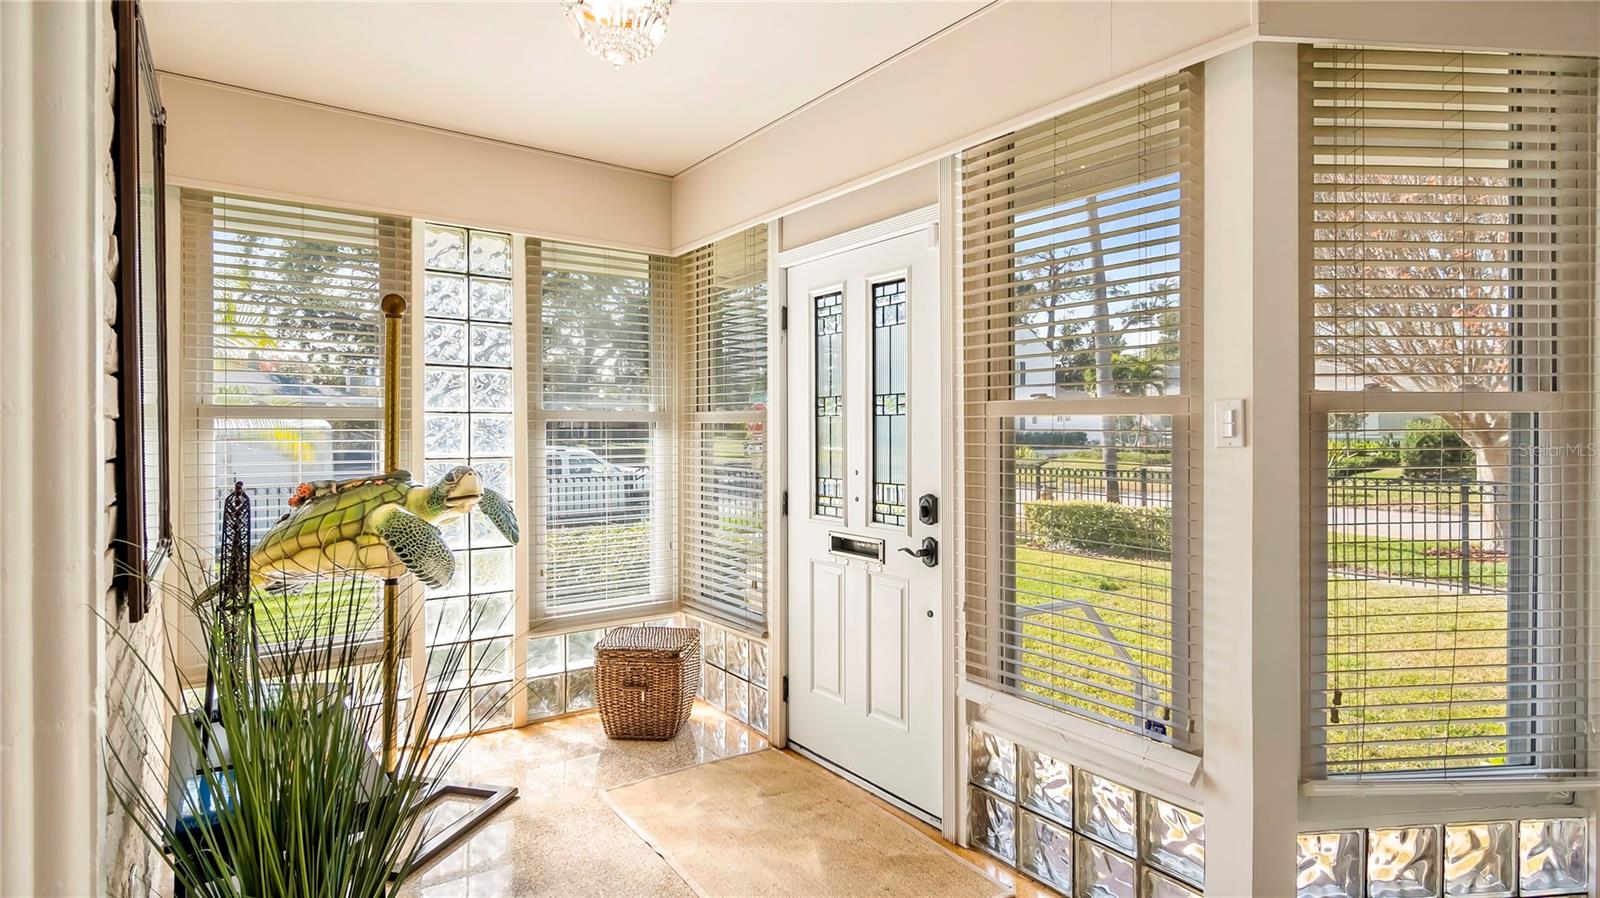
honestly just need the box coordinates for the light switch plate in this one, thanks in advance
[1215,398,1245,448]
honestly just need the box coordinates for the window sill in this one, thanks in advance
[527,602,678,637]
[1301,776,1599,800]
[960,680,1202,796]
[682,608,768,641]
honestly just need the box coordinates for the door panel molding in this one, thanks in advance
[809,559,847,703]
[867,571,910,730]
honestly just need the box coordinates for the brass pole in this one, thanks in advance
[381,293,406,773]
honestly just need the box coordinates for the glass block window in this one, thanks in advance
[422,223,517,737]
[523,618,678,722]
[523,625,605,720]
[870,277,908,527]
[692,617,769,737]
[967,725,1204,896]
[1297,817,1589,898]
[814,289,845,519]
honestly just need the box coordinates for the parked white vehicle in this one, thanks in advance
[544,446,649,526]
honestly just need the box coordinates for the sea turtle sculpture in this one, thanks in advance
[226,466,518,595]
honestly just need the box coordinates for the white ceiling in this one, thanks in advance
[144,0,988,176]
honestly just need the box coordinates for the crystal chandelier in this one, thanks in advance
[562,0,672,68]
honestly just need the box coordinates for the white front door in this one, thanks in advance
[784,226,943,821]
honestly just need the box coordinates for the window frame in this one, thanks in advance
[1299,44,1598,784]
[526,239,678,630]
[178,190,409,678]
[957,70,1205,755]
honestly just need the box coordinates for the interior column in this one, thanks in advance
[1198,40,1303,897]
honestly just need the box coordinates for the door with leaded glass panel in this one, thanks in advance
[784,226,943,821]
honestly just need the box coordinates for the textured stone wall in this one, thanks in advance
[100,1,169,894]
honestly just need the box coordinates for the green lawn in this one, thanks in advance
[251,580,381,647]
[1328,533,1507,589]
[1321,575,1510,773]
[1011,540,1512,771]
[1041,449,1172,469]
[1012,546,1175,734]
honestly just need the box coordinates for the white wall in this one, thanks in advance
[676,0,1599,252]
[779,162,938,252]
[156,1,1599,259]
[0,2,113,893]
[161,75,675,254]
[671,0,1254,252]
[1259,0,1600,55]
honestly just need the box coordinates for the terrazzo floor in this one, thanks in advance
[398,703,769,898]
[399,703,1053,898]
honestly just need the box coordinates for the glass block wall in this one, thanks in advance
[421,223,517,738]
[691,617,769,737]
[1297,819,1590,898]
[967,725,1205,898]
[524,617,676,721]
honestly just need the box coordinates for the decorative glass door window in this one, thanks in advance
[421,223,517,737]
[814,290,844,518]
[870,277,908,527]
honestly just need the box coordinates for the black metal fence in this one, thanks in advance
[1013,465,1508,592]
[1015,464,1172,509]
[1325,477,1506,593]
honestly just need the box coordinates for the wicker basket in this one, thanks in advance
[595,627,701,740]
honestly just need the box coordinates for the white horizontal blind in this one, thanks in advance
[679,225,770,633]
[959,71,1203,750]
[527,239,677,623]
[180,190,410,645]
[1302,46,1599,779]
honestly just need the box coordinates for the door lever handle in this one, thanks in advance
[898,537,939,568]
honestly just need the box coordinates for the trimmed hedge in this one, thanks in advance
[1400,418,1474,481]
[1016,429,1090,448]
[1024,500,1171,558]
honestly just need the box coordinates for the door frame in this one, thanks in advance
[770,199,960,841]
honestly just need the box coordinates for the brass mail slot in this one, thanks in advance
[828,532,885,563]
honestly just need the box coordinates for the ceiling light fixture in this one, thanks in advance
[561,0,672,68]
